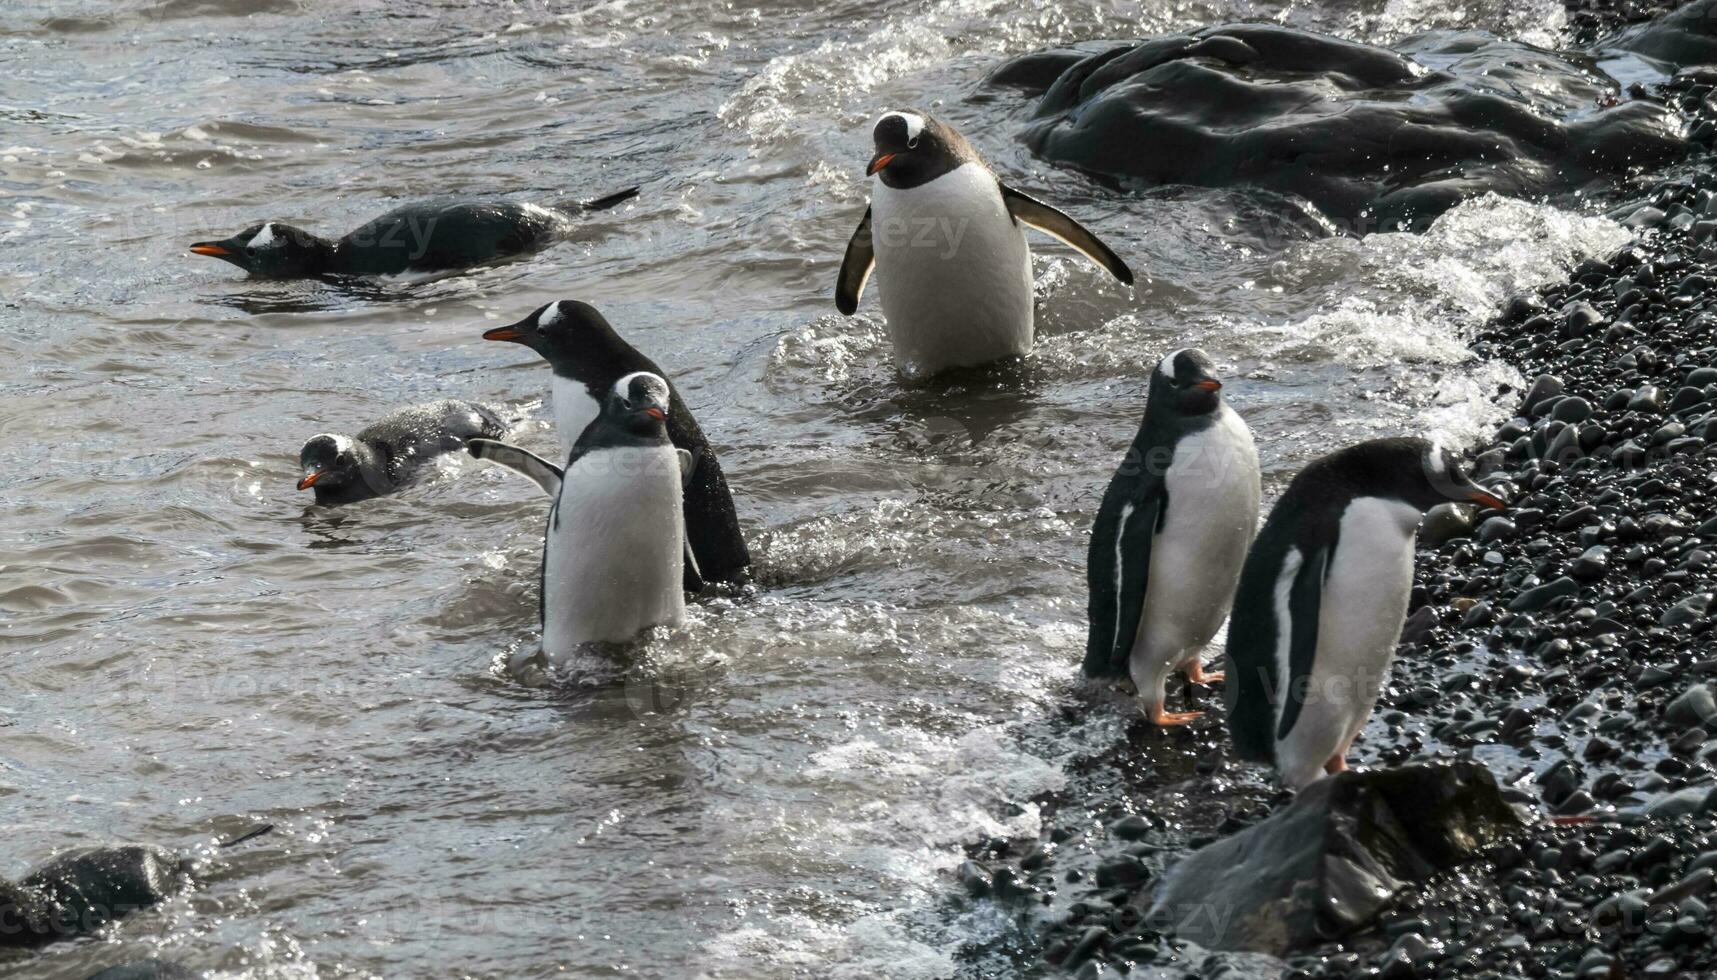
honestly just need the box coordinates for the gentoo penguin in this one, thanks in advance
[1083,349,1260,725]
[1225,438,1507,789]
[297,399,506,506]
[481,300,749,589]
[189,187,637,278]
[469,372,693,654]
[834,109,1133,377]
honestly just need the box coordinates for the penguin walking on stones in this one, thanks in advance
[480,300,749,590]
[1225,438,1507,789]
[189,187,638,278]
[1084,349,1260,725]
[469,372,694,654]
[297,399,506,506]
[835,109,1133,378]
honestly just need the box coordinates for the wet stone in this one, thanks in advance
[1510,576,1579,612]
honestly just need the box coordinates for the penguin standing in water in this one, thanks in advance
[480,300,750,589]
[1084,349,1260,725]
[189,187,637,278]
[297,399,506,506]
[1225,438,1507,789]
[469,372,693,654]
[834,109,1133,378]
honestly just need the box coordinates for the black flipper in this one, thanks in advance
[468,438,564,496]
[580,186,641,212]
[1275,545,1329,741]
[834,206,875,315]
[1081,489,1164,678]
[999,183,1134,285]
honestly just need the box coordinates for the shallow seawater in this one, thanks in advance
[0,0,1626,976]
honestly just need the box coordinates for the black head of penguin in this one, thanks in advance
[866,110,980,190]
[482,300,635,385]
[297,434,366,498]
[190,222,334,277]
[1150,348,1224,418]
[1336,437,1508,513]
[602,372,673,441]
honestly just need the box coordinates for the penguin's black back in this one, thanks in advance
[1224,438,1431,761]
[357,399,507,487]
[664,385,749,585]
[331,202,566,276]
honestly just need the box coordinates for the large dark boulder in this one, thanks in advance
[992,25,1685,232]
[1610,0,1717,66]
[1147,762,1525,954]
[0,845,189,948]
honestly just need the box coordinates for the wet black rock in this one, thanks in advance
[0,845,188,948]
[957,859,993,898]
[1610,0,1717,65]
[1509,575,1580,612]
[1663,592,1713,627]
[1666,684,1717,730]
[1148,763,1523,954]
[997,26,1684,231]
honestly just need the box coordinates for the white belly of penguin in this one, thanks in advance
[552,374,600,452]
[870,163,1033,377]
[1274,496,1420,787]
[1127,406,1261,698]
[541,445,686,655]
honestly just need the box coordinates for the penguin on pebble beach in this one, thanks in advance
[469,372,695,655]
[190,187,637,278]
[835,109,1132,377]
[297,399,506,506]
[1224,437,1506,789]
[480,300,749,589]
[1083,349,1260,726]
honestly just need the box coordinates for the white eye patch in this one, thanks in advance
[614,370,669,403]
[248,222,278,249]
[1158,348,1189,379]
[537,302,563,329]
[1423,437,1449,479]
[877,110,925,144]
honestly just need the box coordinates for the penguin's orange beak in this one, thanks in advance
[1193,379,1222,392]
[189,243,232,257]
[866,153,897,176]
[644,407,666,422]
[297,471,324,491]
[1467,489,1506,511]
[483,327,524,343]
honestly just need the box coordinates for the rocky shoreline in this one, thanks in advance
[953,14,1717,980]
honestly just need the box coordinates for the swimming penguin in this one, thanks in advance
[1083,349,1260,726]
[469,372,693,654]
[1224,438,1507,789]
[297,399,506,506]
[189,187,638,278]
[481,300,750,589]
[834,109,1133,377]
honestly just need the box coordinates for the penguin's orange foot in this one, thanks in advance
[1181,661,1225,685]
[1148,706,1204,727]
[1323,754,1349,775]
